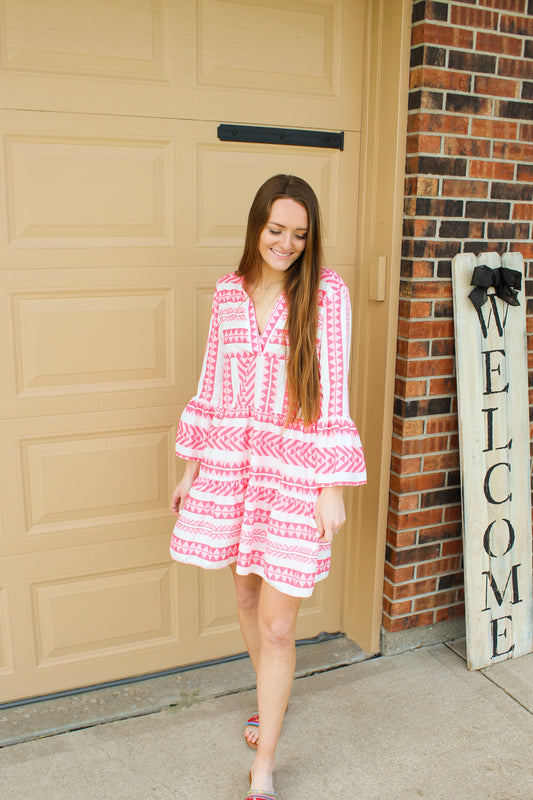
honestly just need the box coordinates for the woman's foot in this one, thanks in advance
[245,712,260,749]
[249,756,275,795]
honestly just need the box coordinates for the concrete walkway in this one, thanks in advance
[0,640,531,800]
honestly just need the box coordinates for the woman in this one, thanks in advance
[170,174,366,800]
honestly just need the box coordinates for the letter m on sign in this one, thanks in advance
[452,252,533,670]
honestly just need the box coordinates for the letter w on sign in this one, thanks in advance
[452,252,533,670]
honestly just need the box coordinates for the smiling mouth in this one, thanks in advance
[270,248,292,257]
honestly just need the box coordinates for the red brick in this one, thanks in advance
[385,564,418,585]
[416,557,462,578]
[430,377,457,395]
[479,0,526,11]
[406,357,455,379]
[391,455,422,475]
[412,21,474,48]
[423,452,460,471]
[390,493,420,513]
[513,203,533,220]
[404,319,455,339]
[408,112,469,135]
[397,339,430,359]
[395,434,449,456]
[498,58,533,80]
[418,522,461,543]
[388,544,442,567]
[517,165,533,182]
[383,597,413,617]
[471,119,519,139]
[410,67,471,93]
[442,539,464,556]
[442,179,488,197]
[493,141,533,161]
[520,124,533,142]
[407,133,442,154]
[435,603,465,624]
[391,472,446,494]
[413,589,458,612]
[515,242,533,258]
[386,528,418,549]
[499,13,533,37]
[426,417,458,434]
[431,339,455,357]
[388,578,439,600]
[444,505,462,522]
[476,31,523,57]
[398,299,433,318]
[474,75,520,98]
[406,281,453,299]
[451,6,498,28]
[392,418,425,438]
[382,611,436,632]
[406,262,437,279]
[395,378,428,398]
[384,563,415,583]
[443,136,492,157]
[469,160,515,180]
[395,509,444,531]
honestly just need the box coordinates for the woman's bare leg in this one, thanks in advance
[230,564,262,747]
[250,581,301,793]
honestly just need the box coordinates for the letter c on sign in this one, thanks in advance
[483,462,512,505]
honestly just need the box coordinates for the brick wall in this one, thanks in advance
[383,0,533,636]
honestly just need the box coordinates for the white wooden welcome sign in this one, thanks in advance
[452,252,533,670]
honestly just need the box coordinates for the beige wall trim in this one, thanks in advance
[342,0,413,653]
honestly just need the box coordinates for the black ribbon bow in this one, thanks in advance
[468,264,522,310]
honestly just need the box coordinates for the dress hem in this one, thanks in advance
[169,548,325,598]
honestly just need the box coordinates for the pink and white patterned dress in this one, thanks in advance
[170,269,366,597]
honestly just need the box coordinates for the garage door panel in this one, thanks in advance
[0,0,362,130]
[31,563,175,667]
[0,540,183,699]
[197,0,337,95]
[3,133,176,251]
[1,0,173,81]
[12,288,176,397]
[0,409,179,557]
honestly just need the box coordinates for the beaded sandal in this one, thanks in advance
[245,792,278,800]
[244,712,259,750]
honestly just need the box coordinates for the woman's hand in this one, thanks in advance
[314,485,346,543]
[170,460,200,516]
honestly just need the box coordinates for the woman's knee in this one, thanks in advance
[231,570,261,612]
[259,613,296,649]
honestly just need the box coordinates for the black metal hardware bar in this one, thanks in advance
[217,124,344,151]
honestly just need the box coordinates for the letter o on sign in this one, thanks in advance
[483,519,515,558]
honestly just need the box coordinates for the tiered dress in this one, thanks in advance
[170,269,366,597]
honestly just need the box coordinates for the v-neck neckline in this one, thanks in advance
[243,281,285,353]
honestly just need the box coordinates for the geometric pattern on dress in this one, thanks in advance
[170,269,367,598]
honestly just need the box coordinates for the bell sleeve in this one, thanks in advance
[175,287,223,460]
[314,275,367,487]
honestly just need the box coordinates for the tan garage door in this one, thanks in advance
[0,0,366,703]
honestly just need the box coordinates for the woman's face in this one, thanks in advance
[257,198,308,275]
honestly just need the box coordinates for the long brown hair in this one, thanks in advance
[236,174,323,425]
